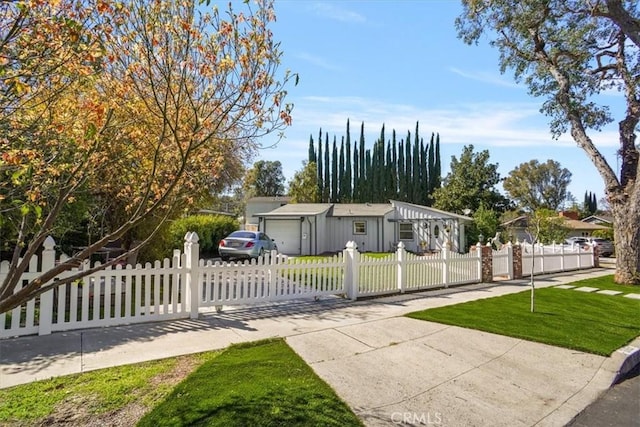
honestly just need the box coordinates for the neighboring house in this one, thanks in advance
[244,196,291,231]
[582,214,613,226]
[253,199,472,255]
[502,213,609,242]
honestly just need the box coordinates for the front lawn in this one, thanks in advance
[406,275,640,356]
[0,353,215,425]
[0,339,362,426]
[138,339,362,426]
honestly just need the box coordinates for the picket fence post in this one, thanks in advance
[343,241,359,300]
[475,243,483,282]
[38,236,56,336]
[184,232,200,319]
[397,241,405,293]
[443,247,449,288]
[506,242,514,279]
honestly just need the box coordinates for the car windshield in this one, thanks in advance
[228,231,256,239]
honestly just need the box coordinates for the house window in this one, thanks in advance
[399,223,414,240]
[353,221,367,234]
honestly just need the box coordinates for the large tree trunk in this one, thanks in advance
[610,186,640,284]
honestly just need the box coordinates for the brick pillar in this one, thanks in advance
[593,245,600,268]
[472,245,493,283]
[512,244,523,279]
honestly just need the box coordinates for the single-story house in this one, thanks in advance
[253,200,472,255]
[502,213,609,242]
[582,214,613,226]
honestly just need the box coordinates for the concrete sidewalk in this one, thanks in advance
[1,266,639,426]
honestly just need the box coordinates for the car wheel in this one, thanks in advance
[220,255,229,262]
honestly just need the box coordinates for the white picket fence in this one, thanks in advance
[521,242,595,276]
[0,234,596,339]
[353,242,482,297]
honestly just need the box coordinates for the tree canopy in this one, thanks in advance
[288,161,320,203]
[0,0,294,312]
[432,145,511,214]
[457,0,639,283]
[503,159,572,211]
[243,160,286,198]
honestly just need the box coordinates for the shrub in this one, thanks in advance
[592,227,614,241]
[167,215,239,257]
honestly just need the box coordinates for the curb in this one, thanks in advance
[611,337,640,385]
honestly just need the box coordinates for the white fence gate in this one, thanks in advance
[197,252,346,309]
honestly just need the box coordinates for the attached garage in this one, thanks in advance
[256,204,332,256]
[263,219,302,255]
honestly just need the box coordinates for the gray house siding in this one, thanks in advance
[253,201,470,256]
[391,200,470,252]
[326,214,393,253]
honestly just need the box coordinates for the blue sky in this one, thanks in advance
[255,1,623,206]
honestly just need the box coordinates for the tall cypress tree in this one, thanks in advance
[317,129,323,201]
[434,133,441,190]
[353,145,359,201]
[420,138,428,205]
[365,149,372,202]
[309,122,442,205]
[345,120,352,201]
[338,137,345,203]
[398,139,405,200]
[412,124,421,203]
[308,136,316,164]
[331,136,338,202]
[427,133,435,198]
[392,130,398,198]
[405,131,412,201]
[324,133,330,202]
[359,122,365,201]
[385,143,393,201]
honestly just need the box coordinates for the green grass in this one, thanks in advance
[406,275,640,356]
[281,256,344,289]
[1,339,361,426]
[0,353,215,424]
[361,252,394,258]
[138,339,362,427]
[561,274,640,294]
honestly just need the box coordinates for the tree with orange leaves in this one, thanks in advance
[0,0,295,312]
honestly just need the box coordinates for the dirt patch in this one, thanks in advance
[34,355,203,427]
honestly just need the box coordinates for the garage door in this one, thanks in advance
[265,219,301,255]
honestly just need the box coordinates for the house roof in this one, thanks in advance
[255,203,333,217]
[582,214,613,225]
[502,215,609,231]
[257,202,465,219]
[390,200,473,221]
[329,203,394,217]
[563,219,609,231]
[247,196,291,203]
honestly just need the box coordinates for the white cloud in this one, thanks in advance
[449,67,522,89]
[310,2,366,23]
[296,52,341,71]
[259,95,619,184]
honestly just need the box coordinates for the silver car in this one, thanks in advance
[218,231,278,261]
[588,238,614,257]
